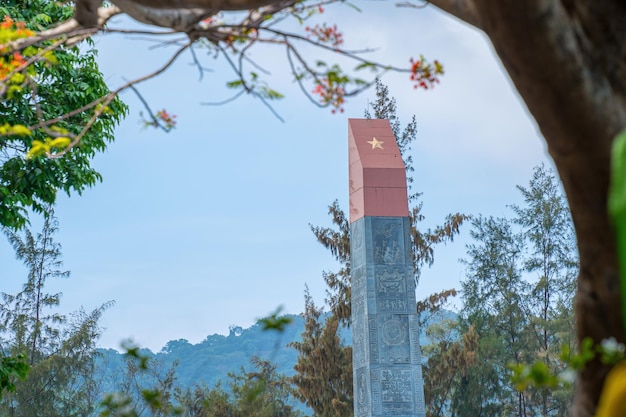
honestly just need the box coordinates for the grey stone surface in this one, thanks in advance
[351,216,426,417]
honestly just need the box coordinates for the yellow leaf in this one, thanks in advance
[48,137,70,149]
[6,85,21,99]
[8,124,30,136]
[10,72,24,84]
[50,125,69,134]
[596,362,626,417]
[22,46,37,57]
[43,50,57,65]
[26,140,48,159]
[95,103,113,115]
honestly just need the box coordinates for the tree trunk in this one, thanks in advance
[428,1,626,416]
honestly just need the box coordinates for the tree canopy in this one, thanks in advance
[0,1,127,228]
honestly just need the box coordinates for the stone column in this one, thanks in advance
[349,118,426,417]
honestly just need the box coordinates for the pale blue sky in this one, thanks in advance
[1,2,551,351]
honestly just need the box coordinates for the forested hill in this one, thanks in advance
[96,314,308,390]
[95,311,454,391]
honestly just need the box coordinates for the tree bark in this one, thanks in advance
[428,1,626,416]
[74,0,281,28]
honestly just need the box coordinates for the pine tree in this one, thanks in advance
[422,320,478,417]
[289,288,352,417]
[458,215,530,417]
[0,211,111,417]
[230,357,303,417]
[175,356,302,417]
[511,164,577,416]
[1,213,68,365]
[443,165,578,417]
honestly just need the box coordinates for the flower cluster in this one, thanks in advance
[0,15,34,82]
[312,79,345,114]
[0,51,26,80]
[305,23,343,48]
[198,13,225,29]
[0,15,34,44]
[156,109,177,130]
[409,56,444,90]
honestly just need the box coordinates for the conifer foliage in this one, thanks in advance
[425,165,578,417]
[290,288,352,417]
[174,356,303,417]
[0,211,111,416]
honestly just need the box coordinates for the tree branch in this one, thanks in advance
[425,0,482,30]
[115,0,280,10]
[112,0,214,31]
[73,0,286,28]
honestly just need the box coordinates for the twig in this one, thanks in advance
[128,84,173,132]
[202,89,245,106]
[189,45,204,81]
[45,42,192,158]
[286,43,325,108]
[397,1,430,8]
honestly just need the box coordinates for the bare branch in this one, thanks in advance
[253,92,286,122]
[202,89,245,105]
[397,1,429,10]
[286,44,326,108]
[16,42,191,158]
[188,44,213,80]
[43,5,121,36]
[4,7,119,53]
[259,27,406,71]
[64,42,191,155]
[3,0,430,157]
[117,0,280,10]
[104,28,178,36]
[211,43,285,121]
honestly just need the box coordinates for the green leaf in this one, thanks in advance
[226,79,244,88]
[355,62,375,71]
[609,129,626,217]
[260,87,284,100]
[34,13,51,25]
[259,307,292,332]
[0,354,30,400]
[609,129,626,336]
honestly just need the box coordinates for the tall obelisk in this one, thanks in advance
[349,118,426,417]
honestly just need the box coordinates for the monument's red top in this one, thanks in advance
[348,118,409,223]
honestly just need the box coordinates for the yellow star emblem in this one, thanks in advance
[367,137,384,150]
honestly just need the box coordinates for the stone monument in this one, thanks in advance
[349,118,426,417]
